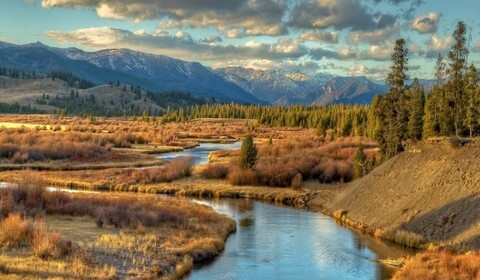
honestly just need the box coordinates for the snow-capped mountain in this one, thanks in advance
[0,41,399,106]
[215,67,333,104]
[313,76,389,105]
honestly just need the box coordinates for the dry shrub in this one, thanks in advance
[30,221,72,259]
[200,164,229,179]
[392,230,426,248]
[124,157,193,184]
[291,173,303,190]
[393,251,480,280]
[0,190,14,218]
[227,167,256,186]
[0,213,31,247]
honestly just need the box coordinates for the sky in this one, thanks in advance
[1,0,480,80]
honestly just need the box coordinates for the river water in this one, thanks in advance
[156,142,242,165]
[155,142,411,280]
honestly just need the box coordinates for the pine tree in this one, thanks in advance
[406,79,425,141]
[448,21,469,137]
[239,135,258,170]
[377,38,410,160]
[386,38,409,93]
[354,145,367,179]
[434,53,447,86]
[423,87,440,138]
[464,64,479,137]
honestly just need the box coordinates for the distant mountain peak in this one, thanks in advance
[0,41,261,104]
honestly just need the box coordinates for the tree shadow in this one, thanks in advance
[403,194,480,248]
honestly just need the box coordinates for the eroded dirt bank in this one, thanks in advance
[309,139,480,250]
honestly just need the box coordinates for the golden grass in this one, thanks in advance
[393,250,480,280]
[0,190,236,279]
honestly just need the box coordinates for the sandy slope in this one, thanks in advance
[310,139,480,249]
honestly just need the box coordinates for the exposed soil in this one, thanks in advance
[309,139,480,250]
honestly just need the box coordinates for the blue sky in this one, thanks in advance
[1,0,480,79]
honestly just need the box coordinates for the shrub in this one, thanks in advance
[200,164,229,179]
[30,221,72,259]
[227,167,256,186]
[0,213,32,247]
[133,156,193,184]
[291,173,303,190]
[392,251,480,280]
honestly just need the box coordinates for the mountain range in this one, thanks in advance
[0,41,416,106]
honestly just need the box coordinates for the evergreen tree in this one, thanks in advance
[423,87,441,138]
[434,53,447,86]
[377,38,410,159]
[386,38,409,93]
[354,145,367,179]
[239,135,258,170]
[464,64,479,137]
[406,79,425,141]
[448,21,469,137]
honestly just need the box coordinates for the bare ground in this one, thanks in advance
[309,139,480,250]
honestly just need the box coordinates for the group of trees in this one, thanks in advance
[374,21,478,159]
[373,38,426,159]
[423,22,480,139]
[50,71,95,89]
[164,104,377,139]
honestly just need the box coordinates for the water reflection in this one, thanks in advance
[188,198,411,280]
[156,142,242,165]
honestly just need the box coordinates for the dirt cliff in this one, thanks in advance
[310,139,480,249]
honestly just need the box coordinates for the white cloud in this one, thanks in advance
[212,58,320,74]
[45,27,309,61]
[299,31,338,43]
[347,64,388,79]
[429,34,452,51]
[411,12,440,34]
[41,0,287,37]
[348,23,400,44]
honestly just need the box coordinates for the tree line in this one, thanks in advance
[374,21,477,159]
[167,21,478,161]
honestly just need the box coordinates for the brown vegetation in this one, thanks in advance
[201,137,377,187]
[0,182,236,279]
[393,250,480,280]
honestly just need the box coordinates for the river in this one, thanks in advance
[156,142,412,280]
[156,141,243,165]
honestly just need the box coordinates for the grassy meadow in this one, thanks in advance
[0,114,478,279]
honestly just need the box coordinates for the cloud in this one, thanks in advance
[348,22,400,44]
[429,34,452,51]
[299,31,339,43]
[41,0,288,36]
[473,42,480,53]
[354,41,395,61]
[411,12,440,34]
[212,58,321,74]
[289,0,397,31]
[347,64,389,79]
[201,36,223,44]
[45,27,309,61]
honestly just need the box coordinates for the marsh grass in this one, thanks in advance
[0,182,236,279]
[393,250,480,280]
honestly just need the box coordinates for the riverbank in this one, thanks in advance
[0,186,236,279]
[308,139,480,251]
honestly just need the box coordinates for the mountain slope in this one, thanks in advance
[311,140,480,249]
[0,42,261,104]
[313,76,389,105]
[0,75,164,114]
[215,67,332,104]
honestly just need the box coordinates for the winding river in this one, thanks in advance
[157,142,412,280]
[156,141,242,165]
